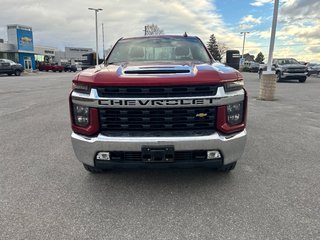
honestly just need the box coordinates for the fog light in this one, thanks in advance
[96,152,110,161]
[207,150,221,160]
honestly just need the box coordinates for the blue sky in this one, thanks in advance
[214,0,320,62]
[216,0,273,49]
[0,0,319,62]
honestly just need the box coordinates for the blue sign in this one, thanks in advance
[17,29,34,52]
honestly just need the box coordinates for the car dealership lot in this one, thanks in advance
[0,72,319,239]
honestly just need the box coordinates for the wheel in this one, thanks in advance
[219,162,237,173]
[276,72,282,82]
[59,70,62,72]
[7,73,12,76]
[14,70,21,76]
[53,70,56,72]
[299,77,306,83]
[83,164,104,173]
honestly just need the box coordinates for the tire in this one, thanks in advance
[83,164,104,173]
[7,73,12,76]
[299,77,306,83]
[53,70,56,72]
[276,72,282,82]
[59,70,62,72]
[14,70,21,76]
[219,162,237,173]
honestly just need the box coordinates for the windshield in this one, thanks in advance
[107,37,212,64]
[251,62,259,67]
[7,60,16,65]
[276,58,300,65]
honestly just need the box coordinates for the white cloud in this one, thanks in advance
[1,0,318,62]
[0,0,241,49]
[0,0,256,57]
[251,0,273,7]
[250,0,320,62]
[240,15,262,30]
[241,15,262,25]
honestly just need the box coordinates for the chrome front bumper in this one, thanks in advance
[71,130,247,167]
[282,72,307,77]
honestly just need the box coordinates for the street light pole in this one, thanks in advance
[259,0,279,101]
[102,22,105,60]
[240,31,250,64]
[88,7,103,66]
[266,0,279,72]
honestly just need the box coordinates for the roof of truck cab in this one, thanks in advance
[121,35,199,40]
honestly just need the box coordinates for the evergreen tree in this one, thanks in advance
[207,34,222,62]
[255,52,265,63]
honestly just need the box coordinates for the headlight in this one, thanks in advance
[73,104,90,127]
[227,102,244,125]
[224,80,244,92]
[73,83,91,94]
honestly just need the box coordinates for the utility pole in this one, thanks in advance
[102,23,105,60]
[240,31,250,65]
[88,7,103,66]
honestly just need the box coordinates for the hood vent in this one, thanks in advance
[124,67,191,75]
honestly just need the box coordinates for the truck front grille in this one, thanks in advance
[96,85,218,98]
[99,107,216,132]
[287,68,305,73]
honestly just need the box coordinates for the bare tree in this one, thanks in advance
[145,24,164,36]
[217,42,228,59]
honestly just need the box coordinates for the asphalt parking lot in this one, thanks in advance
[0,71,319,239]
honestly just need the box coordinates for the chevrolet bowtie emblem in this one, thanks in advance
[196,113,208,118]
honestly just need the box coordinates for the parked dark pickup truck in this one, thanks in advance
[0,59,24,76]
[259,58,308,82]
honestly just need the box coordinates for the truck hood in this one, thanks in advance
[74,62,243,86]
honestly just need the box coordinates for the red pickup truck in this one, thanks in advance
[70,35,247,173]
[38,63,64,72]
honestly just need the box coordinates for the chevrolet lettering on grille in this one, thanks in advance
[99,98,216,107]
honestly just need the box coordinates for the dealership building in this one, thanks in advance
[0,24,93,70]
[55,47,93,65]
[0,24,36,70]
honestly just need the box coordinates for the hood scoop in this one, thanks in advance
[124,66,191,75]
